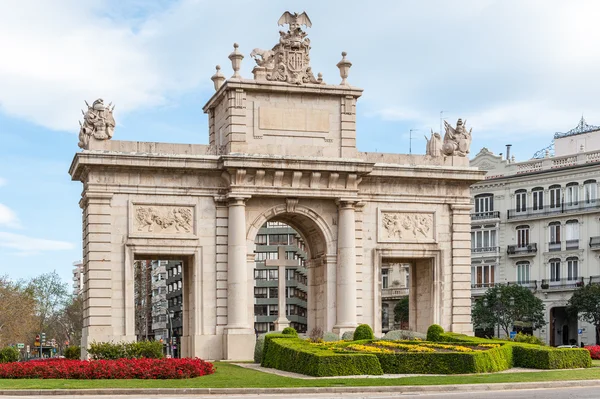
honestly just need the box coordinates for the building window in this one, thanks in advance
[254,305,268,316]
[584,180,597,204]
[516,225,530,247]
[254,287,268,298]
[255,234,267,245]
[566,182,579,206]
[254,269,267,280]
[549,258,561,282]
[471,227,497,251]
[567,257,579,281]
[532,187,544,211]
[565,220,579,249]
[549,221,561,251]
[269,234,289,245]
[474,194,493,213]
[515,189,527,212]
[269,287,278,298]
[269,305,278,316]
[549,185,561,209]
[516,261,530,284]
[382,268,389,289]
[471,264,495,288]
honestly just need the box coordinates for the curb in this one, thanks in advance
[2,380,600,396]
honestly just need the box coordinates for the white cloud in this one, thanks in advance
[0,204,20,229]
[0,231,74,256]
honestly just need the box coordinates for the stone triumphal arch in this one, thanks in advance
[69,12,484,360]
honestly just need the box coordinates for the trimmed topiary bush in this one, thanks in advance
[0,347,19,363]
[87,340,163,360]
[253,333,269,363]
[426,324,444,342]
[323,332,340,342]
[341,331,355,341]
[64,346,81,360]
[353,324,374,341]
[381,330,426,341]
[282,327,298,336]
[513,332,544,346]
[512,345,591,369]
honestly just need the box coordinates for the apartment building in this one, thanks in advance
[381,262,410,332]
[150,260,168,342]
[470,117,600,346]
[72,260,84,296]
[253,221,308,334]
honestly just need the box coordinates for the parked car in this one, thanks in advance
[556,345,578,348]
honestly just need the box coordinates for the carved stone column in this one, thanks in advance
[223,196,255,360]
[450,203,473,334]
[334,199,358,333]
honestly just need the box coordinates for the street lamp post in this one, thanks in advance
[167,310,174,358]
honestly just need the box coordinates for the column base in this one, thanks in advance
[332,324,357,336]
[274,317,290,331]
[223,328,255,361]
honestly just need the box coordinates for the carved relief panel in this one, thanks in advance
[129,203,196,238]
[377,209,436,243]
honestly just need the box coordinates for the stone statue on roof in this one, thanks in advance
[78,98,115,149]
[425,129,443,157]
[442,118,472,157]
[250,11,323,85]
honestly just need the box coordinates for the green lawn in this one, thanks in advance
[1,362,600,390]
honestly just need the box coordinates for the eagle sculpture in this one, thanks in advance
[277,11,312,28]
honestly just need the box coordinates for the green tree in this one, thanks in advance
[393,297,409,325]
[472,284,546,336]
[0,276,37,346]
[29,271,69,333]
[567,284,600,345]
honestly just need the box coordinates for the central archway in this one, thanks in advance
[246,203,337,334]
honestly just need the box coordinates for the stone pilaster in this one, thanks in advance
[80,192,114,358]
[450,203,474,334]
[340,95,358,158]
[333,199,358,334]
[223,196,254,360]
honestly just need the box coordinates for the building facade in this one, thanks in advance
[72,260,84,296]
[381,262,410,332]
[470,117,600,346]
[253,221,308,334]
[166,261,183,357]
[150,260,168,343]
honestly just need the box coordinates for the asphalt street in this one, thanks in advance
[4,387,600,399]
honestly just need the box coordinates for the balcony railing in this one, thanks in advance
[471,246,500,254]
[507,199,600,220]
[471,282,495,289]
[566,239,579,250]
[590,237,600,250]
[507,243,537,256]
[471,211,500,221]
[507,280,538,290]
[382,287,409,299]
[540,277,584,290]
[548,241,561,252]
[589,276,600,285]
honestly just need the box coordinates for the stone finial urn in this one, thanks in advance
[228,43,244,79]
[211,65,225,91]
[336,52,352,86]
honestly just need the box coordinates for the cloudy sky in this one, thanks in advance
[1,0,600,285]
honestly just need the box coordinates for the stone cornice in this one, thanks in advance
[202,79,364,112]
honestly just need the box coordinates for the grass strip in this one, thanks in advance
[0,362,599,389]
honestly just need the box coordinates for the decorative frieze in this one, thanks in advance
[131,204,194,236]
[378,210,435,243]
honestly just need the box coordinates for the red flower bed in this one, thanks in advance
[584,345,600,360]
[0,358,214,379]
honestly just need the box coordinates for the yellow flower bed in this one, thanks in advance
[346,344,394,354]
[372,341,475,353]
[479,343,501,348]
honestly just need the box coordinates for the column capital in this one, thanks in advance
[227,195,251,206]
[450,203,472,212]
[335,198,359,209]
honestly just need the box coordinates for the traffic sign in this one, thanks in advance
[509,331,517,339]
[578,329,583,335]
[17,343,24,349]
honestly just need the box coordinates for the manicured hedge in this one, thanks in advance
[87,340,163,360]
[261,334,383,377]
[376,344,513,374]
[512,345,592,369]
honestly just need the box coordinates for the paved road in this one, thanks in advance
[4,387,600,399]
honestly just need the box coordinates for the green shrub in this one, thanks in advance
[261,334,383,376]
[0,347,19,363]
[381,330,426,341]
[426,324,444,342]
[341,331,355,341]
[513,345,591,369]
[353,324,374,341]
[88,340,164,360]
[64,345,81,360]
[282,327,298,336]
[513,332,544,346]
[254,333,268,363]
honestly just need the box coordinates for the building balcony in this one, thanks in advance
[506,280,538,290]
[470,211,500,221]
[548,241,562,252]
[471,246,500,256]
[540,277,584,290]
[382,287,409,299]
[507,243,537,257]
[471,282,495,296]
[507,200,600,220]
[589,276,600,285]
[590,237,600,250]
